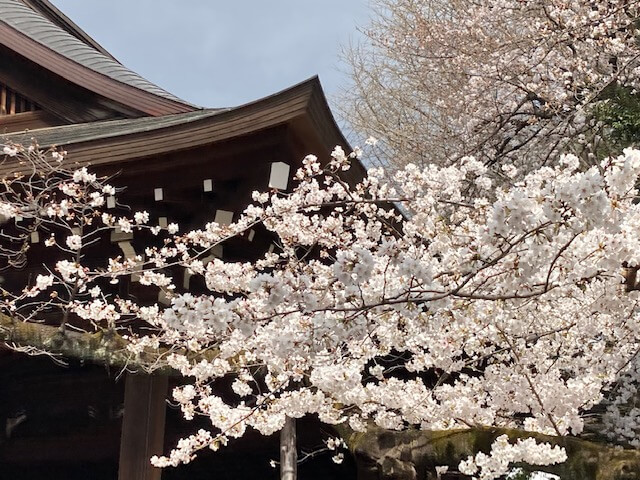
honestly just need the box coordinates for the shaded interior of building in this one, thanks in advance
[0,352,356,479]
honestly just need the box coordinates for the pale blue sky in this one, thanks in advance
[50,1,371,109]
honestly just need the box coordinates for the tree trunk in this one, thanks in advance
[280,416,297,480]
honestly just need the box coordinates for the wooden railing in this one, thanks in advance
[0,83,38,115]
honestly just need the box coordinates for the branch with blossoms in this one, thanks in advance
[0,143,188,367]
[342,0,640,176]
[4,143,640,477]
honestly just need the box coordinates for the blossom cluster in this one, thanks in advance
[136,146,640,465]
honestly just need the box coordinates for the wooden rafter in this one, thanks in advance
[0,81,38,115]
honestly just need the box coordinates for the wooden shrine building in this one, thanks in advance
[0,1,364,479]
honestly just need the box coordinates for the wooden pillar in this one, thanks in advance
[0,85,6,115]
[9,91,15,114]
[118,373,168,480]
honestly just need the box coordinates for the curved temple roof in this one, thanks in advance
[0,0,197,108]
[1,77,365,184]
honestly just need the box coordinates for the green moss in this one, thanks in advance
[342,426,640,480]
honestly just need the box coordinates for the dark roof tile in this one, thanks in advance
[0,0,197,107]
[4,109,225,147]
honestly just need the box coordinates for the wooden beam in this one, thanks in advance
[0,110,60,133]
[118,373,168,480]
[0,313,223,375]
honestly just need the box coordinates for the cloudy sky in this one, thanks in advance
[50,1,372,110]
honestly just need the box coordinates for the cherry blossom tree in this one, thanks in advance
[341,0,640,174]
[6,3,640,477]
[3,141,640,479]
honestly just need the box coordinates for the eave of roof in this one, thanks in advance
[5,109,227,147]
[1,77,365,181]
[5,77,319,153]
[0,0,198,115]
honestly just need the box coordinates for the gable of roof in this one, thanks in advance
[0,0,198,116]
